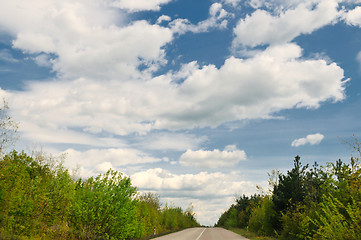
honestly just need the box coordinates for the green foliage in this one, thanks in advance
[0,103,200,239]
[223,206,239,228]
[136,192,161,237]
[71,170,138,239]
[272,156,308,214]
[248,197,276,236]
[278,205,310,240]
[135,193,199,238]
[216,194,261,229]
[217,139,361,240]
[0,151,199,239]
[312,195,361,240]
[0,151,74,238]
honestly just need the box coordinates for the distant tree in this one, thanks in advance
[0,100,18,156]
[138,192,161,210]
[273,155,308,213]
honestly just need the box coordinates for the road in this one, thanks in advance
[153,227,249,240]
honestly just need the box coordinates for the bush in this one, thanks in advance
[248,197,276,236]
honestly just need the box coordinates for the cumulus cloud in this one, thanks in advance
[110,0,174,12]
[342,6,361,26]
[1,0,173,80]
[169,3,232,34]
[131,168,257,225]
[0,0,348,142]
[179,145,247,168]
[5,43,347,141]
[291,133,325,147]
[233,0,340,48]
[131,168,254,198]
[63,148,164,177]
[156,15,172,24]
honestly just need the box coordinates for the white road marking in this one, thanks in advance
[195,228,206,240]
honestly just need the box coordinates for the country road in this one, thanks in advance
[153,227,249,240]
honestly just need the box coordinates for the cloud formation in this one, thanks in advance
[131,168,255,199]
[343,6,361,26]
[179,145,247,168]
[169,3,231,34]
[110,0,174,12]
[233,0,339,48]
[131,168,257,225]
[63,148,164,177]
[5,43,346,143]
[1,0,173,80]
[291,133,325,147]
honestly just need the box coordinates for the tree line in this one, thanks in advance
[0,151,200,239]
[0,101,200,239]
[216,140,361,239]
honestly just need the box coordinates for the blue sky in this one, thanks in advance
[1,0,361,225]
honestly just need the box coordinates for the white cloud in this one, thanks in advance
[1,0,173,80]
[160,197,236,227]
[131,168,255,198]
[5,43,346,142]
[156,15,171,24]
[95,162,114,173]
[179,145,247,168]
[110,0,174,12]
[131,168,256,225]
[291,133,325,147]
[0,1,347,143]
[33,54,52,67]
[63,148,164,177]
[0,0,123,36]
[169,3,231,34]
[342,6,361,26]
[233,0,340,48]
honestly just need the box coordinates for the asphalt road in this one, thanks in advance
[153,227,249,240]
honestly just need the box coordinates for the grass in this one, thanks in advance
[228,228,278,240]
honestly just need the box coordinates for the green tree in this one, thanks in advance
[0,151,33,237]
[71,169,138,239]
[248,196,277,236]
[0,151,75,239]
[273,156,308,213]
[312,194,361,239]
[136,192,162,237]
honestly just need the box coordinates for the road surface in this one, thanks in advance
[153,227,249,240]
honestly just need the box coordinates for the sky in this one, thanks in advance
[0,0,361,226]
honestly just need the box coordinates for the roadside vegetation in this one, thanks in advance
[216,137,361,240]
[228,228,277,240]
[0,101,200,240]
